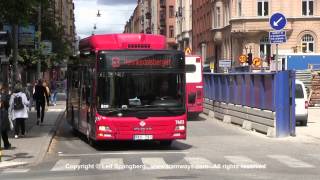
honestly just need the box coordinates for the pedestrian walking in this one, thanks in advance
[9,83,29,139]
[50,79,58,106]
[43,80,50,106]
[0,85,13,149]
[33,80,49,125]
[26,82,34,111]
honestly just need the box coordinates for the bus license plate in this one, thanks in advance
[134,135,153,140]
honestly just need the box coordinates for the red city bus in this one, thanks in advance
[185,55,203,116]
[66,34,187,146]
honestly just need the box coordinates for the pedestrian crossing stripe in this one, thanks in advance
[224,156,259,165]
[141,157,170,170]
[51,159,81,171]
[2,154,320,173]
[47,156,315,172]
[184,157,215,169]
[97,158,125,170]
[268,155,315,168]
[1,168,30,173]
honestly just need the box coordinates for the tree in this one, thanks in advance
[0,0,47,82]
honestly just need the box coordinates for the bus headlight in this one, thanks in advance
[175,125,185,131]
[98,126,111,131]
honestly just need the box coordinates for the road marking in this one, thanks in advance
[308,154,320,161]
[97,158,125,170]
[184,157,214,169]
[268,155,314,168]
[51,159,81,171]
[2,168,30,173]
[225,156,259,165]
[48,108,65,112]
[0,161,28,168]
[59,151,189,157]
[141,157,170,170]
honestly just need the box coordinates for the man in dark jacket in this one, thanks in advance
[33,80,49,125]
[0,86,12,149]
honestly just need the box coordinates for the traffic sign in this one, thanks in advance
[210,62,215,70]
[239,55,247,64]
[269,31,287,44]
[252,57,262,67]
[184,47,192,55]
[270,13,287,31]
[219,60,232,68]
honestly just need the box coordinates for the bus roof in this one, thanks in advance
[79,34,166,51]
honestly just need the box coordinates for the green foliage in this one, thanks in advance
[1,0,73,71]
[0,0,45,25]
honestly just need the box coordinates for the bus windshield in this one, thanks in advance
[96,51,185,116]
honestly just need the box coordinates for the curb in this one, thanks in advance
[33,110,66,166]
[0,109,66,169]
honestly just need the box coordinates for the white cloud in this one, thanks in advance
[74,0,136,39]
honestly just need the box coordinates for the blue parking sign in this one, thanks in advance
[270,13,287,31]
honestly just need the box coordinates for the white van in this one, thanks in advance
[295,80,308,126]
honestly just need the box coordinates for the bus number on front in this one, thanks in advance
[176,120,184,125]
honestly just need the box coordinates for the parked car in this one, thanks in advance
[295,80,308,126]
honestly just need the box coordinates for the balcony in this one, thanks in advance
[229,17,293,36]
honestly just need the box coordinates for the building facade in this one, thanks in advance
[176,0,192,51]
[192,0,214,64]
[53,0,76,54]
[209,0,320,69]
[124,0,177,49]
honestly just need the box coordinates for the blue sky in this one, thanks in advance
[74,0,136,38]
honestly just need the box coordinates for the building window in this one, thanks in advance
[301,34,314,53]
[169,26,174,38]
[238,0,242,17]
[302,0,314,16]
[258,0,268,16]
[214,6,221,28]
[169,6,174,18]
[260,36,271,59]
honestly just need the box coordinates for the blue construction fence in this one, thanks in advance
[203,71,296,137]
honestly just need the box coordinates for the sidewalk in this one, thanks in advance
[295,108,320,140]
[0,101,65,169]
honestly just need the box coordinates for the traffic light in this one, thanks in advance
[247,53,253,65]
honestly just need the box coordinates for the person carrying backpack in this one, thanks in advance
[9,83,29,139]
